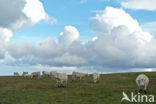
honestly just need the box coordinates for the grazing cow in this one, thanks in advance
[14,72,20,76]
[93,72,100,83]
[54,73,68,87]
[31,72,41,79]
[23,73,32,78]
[72,72,86,81]
[50,71,57,78]
[42,71,49,77]
[136,74,149,94]
[22,72,28,77]
[85,73,89,77]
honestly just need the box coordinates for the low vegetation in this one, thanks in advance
[0,72,156,104]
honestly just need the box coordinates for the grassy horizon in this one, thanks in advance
[0,72,155,104]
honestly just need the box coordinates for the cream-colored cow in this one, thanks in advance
[14,72,20,76]
[42,71,49,77]
[22,72,28,77]
[31,72,41,79]
[136,74,149,94]
[54,73,68,87]
[93,72,100,83]
[72,72,86,81]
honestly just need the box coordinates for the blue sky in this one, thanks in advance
[0,0,156,75]
[11,0,156,43]
[10,0,156,42]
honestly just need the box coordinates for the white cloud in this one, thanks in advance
[44,15,57,24]
[91,6,141,33]
[0,0,56,31]
[0,0,26,30]
[23,0,46,24]
[59,26,80,46]
[130,68,155,72]
[7,42,35,59]
[90,6,152,44]
[0,28,13,43]
[0,0,56,59]
[34,64,77,71]
[0,0,56,49]
[144,68,153,72]
[52,53,87,66]
[5,6,156,73]
[121,0,156,11]
[35,37,57,58]
[0,27,13,58]
[88,7,156,68]
[23,0,57,24]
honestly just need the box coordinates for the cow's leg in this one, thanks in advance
[139,89,143,93]
[144,86,147,94]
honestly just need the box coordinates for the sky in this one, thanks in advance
[0,0,156,75]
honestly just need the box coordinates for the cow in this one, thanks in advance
[42,71,49,77]
[54,73,68,88]
[22,72,28,77]
[136,74,149,94]
[72,72,86,81]
[93,72,100,83]
[50,71,57,79]
[31,72,41,79]
[14,72,20,76]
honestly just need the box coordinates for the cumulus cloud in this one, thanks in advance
[0,0,56,31]
[7,42,35,59]
[88,7,155,69]
[7,26,86,66]
[90,7,152,44]
[34,64,77,71]
[35,37,57,58]
[121,0,156,11]
[0,27,13,58]
[5,6,156,73]
[59,26,80,46]
[23,0,57,25]
[0,0,56,59]
[52,53,87,66]
[0,0,26,30]
[0,28,13,43]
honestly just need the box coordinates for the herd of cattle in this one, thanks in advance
[14,71,149,93]
[13,71,100,87]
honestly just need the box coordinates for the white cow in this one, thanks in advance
[50,71,57,79]
[42,71,49,77]
[31,72,41,79]
[136,74,149,94]
[22,72,28,77]
[14,72,20,76]
[54,73,68,87]
[23,73,32,78]
[72,72,86,81]
[93,72,100,83]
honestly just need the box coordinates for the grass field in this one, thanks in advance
[0,72,156,104]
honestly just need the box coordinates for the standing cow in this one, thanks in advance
[136,74,149,94]
[42,71,49,77]
[93,72,100,83]
[31,72,41,79]
[54,73,68,88]
[22,72,28,77]
[14,72,20,76]
[72,72,86,81]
